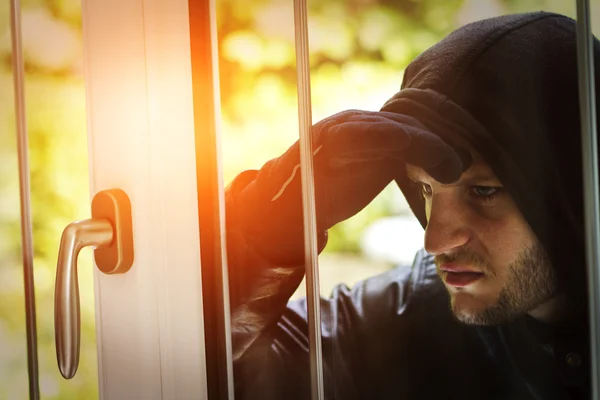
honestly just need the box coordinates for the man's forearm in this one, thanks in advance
[226,170,308,360]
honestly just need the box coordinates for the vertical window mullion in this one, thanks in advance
[293,0,325,399]
[575,1,600,399]
[9,0,40,398]
[189,0,234,399]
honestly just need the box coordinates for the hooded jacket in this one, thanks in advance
[227,11,593,400]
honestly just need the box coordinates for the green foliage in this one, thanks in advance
[0,65,98,400]
[216,0,468,255]
[1,0,96,398]
[216,0,470,189]
[326,185,397,253]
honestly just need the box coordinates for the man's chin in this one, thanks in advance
[450,292,510,325]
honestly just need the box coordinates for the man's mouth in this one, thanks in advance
[443,271,484,287]
[439,264,484,287]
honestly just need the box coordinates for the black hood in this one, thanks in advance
[382,12,600,316]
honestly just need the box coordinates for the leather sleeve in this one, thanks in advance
[225,170,308,361]
[226,171,447,399]
[231,254,441,399]
[228,191,436,398]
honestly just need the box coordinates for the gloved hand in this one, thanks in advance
[226,109,468,265]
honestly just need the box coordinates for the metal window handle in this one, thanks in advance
[54,189,134,379]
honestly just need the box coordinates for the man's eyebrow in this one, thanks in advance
[440,174,500,187]
[405,164,500,184]
[405,171,500,186]
[459,174,499,183]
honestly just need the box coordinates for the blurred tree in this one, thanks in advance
[216,0,467,252]
[1,0,97,398]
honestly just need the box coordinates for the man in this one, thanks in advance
[225,11,593,399]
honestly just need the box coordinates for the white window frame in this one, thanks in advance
[82,0,208,397]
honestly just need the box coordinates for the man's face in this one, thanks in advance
[405,156,558,325]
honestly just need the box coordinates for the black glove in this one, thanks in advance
[226,109,468,265]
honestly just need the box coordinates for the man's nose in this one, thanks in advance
[424,194,471,255]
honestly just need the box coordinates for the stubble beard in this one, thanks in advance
[436,244,557,325]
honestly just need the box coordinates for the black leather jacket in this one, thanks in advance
[231,250,590,400]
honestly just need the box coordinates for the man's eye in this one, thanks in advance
[421,184,433,197]
[471,186,500,200]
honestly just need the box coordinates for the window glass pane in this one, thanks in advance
[218,1,313,397]
[1,1,29,397]
[1,1,98,398]
[224,0,598,399]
